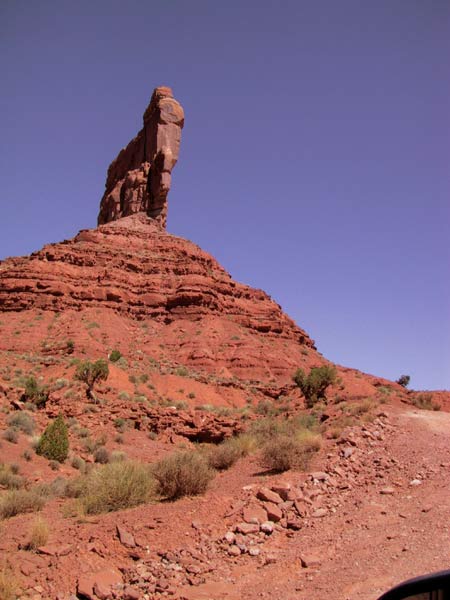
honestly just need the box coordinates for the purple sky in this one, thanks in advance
[1,1,449,390]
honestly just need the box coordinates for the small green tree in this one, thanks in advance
[293,365,337,408]
[75,359,109,400]
[396,374,410,388]
[36,415,69,462]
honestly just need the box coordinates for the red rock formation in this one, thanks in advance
[0,213,316,382]
[97,86,184,228]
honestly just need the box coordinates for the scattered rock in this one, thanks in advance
[264,502,283,523]
[260,522,274,535]
[300,553,322,568]
[77,568,123,600]
[270,482,292,500]
[224,531,236,544]
[116,525,136,548]
[257,488,283,504]
[236,522,260,535]
[243,505,268,524]
[228,545,241,557]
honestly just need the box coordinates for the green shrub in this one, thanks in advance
[293,365,337,408]
[152,451,214,499]
[109,349,122,363]
[0,488,46,519]
[7,411,35,435]
[22,376,48,408]
[68,461,154,514]
[36,415,69,463]
[74,359,109,399]
[396,374,410,388]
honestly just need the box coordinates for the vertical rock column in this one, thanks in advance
[97,86,184,228]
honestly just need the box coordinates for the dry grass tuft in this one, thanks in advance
[0,563,20,600]
[411,393,441,411]
[0,488,46,519]
[26,517,49,550]
[0,464,24,490]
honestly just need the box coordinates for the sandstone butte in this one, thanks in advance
[0,87,449,600]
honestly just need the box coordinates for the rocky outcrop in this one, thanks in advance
[0,213,317,381]
[97,86,184,228]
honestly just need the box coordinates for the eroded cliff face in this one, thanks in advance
[97,87,184,228]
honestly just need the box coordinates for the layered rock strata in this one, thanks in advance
[97,86,184,228]
[0,214,312,348]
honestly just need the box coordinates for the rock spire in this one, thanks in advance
[97,86,184,228]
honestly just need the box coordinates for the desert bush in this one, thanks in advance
[26,517,49,550]
[207,440,242,470]
[2,428,18,444]
[293,365,337,408]
[250,416,291,442]
[54,378,69,390]
[71,455,85,471]
[152,451,214,500]
[36,415,69,463]
[109,349,122,362]
[260,430,321,473]
[0,488,46,519]
[94,447,110,464]
[22,375,48,408]
[68,461,154,514]
[347,398,377,416]
[75,359,109,399]
[22,449,33,462]
[396,374,410,388]
[175,366,189,377]
[7,411,35,435]
[228,433,258,456]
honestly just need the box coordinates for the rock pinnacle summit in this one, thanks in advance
[97,86,184,228]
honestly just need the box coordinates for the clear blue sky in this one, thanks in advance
[1,1,449,390]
